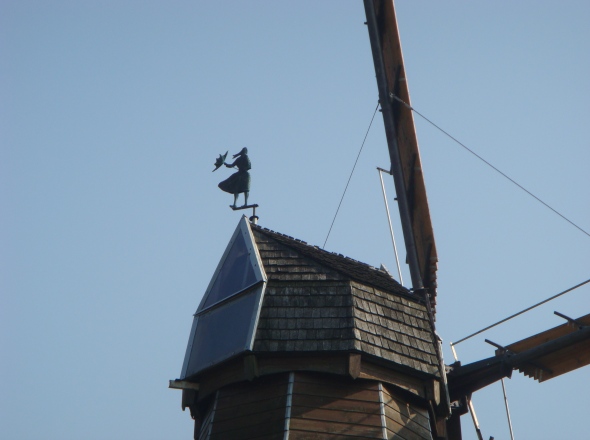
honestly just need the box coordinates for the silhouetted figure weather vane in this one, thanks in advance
[214,147,252,208]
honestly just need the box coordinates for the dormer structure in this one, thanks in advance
[173,217,447,439]
[181,218,266,378]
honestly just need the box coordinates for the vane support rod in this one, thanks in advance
[501,379,515,440]
[467,396,485,440]
[377,167,403,285]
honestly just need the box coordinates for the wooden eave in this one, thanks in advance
[173,351,441,406]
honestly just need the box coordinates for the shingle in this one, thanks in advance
[363,343,375,356]
[253,226,411,296]
[251,226,440,377]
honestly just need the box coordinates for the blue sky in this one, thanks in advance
[2,1,589,439]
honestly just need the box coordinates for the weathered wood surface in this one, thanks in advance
[351,282,438,376]
[257,354,350,378]
[502,314,590,381]
[197,357,248,400]
[382,384,432,440]
[289,372,432,440]
[198,371,433,440]
[251,225,439,379]
[364,0,438,309]
[496,314,590,382]
[197,404,214,440]
[503,313,590,353]
[290,418,384,438]
[208,374,289,440]
[252,226,410,295]
[289,431,381,440]
[359,361,426,398]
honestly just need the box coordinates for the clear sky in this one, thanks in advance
[2,1,589,439]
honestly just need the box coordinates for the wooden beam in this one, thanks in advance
[359,359,426,399]
[348,353,361,379]
[168,380,200,391]
[244,354,259,381]
[363,0,438,300]
[507,325,590,381]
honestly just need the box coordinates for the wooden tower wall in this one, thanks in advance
[202,374,290,440]
[195,372,433,440]
[288,373,384,439]
[381,384,431,440]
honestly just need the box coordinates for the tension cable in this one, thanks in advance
[451,277,590,348]
[391,94,590,240]
[323,101,379,248]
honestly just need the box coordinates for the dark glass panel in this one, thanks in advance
[184,287,260,377]
[201,232,257,310]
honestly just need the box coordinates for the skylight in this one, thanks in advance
[180,216,266,379]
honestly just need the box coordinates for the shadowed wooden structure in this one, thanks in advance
[172,217,445,439]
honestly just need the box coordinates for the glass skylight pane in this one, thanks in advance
[183,286,261,378]
[201,231,257,309]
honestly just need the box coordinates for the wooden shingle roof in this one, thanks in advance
[251,225,410,296]
[251,224,440,378]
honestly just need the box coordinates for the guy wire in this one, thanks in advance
[323,102,379,248]
[391,94,590,239]
[451,277,590,347]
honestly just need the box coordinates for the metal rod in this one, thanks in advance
[377,168,403,285]
[554,310,585,327]
[484,339,505,350]
[451,343,486,438]
[283,372,294,439]
[451,277,590,347]
[467,396,485,440]
[450,342,459,362]
[501,379,515,440]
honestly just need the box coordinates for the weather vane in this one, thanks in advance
[213,148,259,221]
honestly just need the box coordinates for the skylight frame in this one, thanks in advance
[196,216,266,314]
[180,283,266,378]
[180,216,268,379]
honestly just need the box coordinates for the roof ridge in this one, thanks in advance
[253,224,381,271]
[250,223,416,300]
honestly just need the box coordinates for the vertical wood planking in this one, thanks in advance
[289,372,383,439]
[198,390,218,440]
[207,374,289,440]
[382,384,432,440]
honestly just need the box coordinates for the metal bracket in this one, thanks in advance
[230,203,259,224]
[554,310,586,328]
[485,338,552,375]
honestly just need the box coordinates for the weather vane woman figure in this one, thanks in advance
[215,147,251,208]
